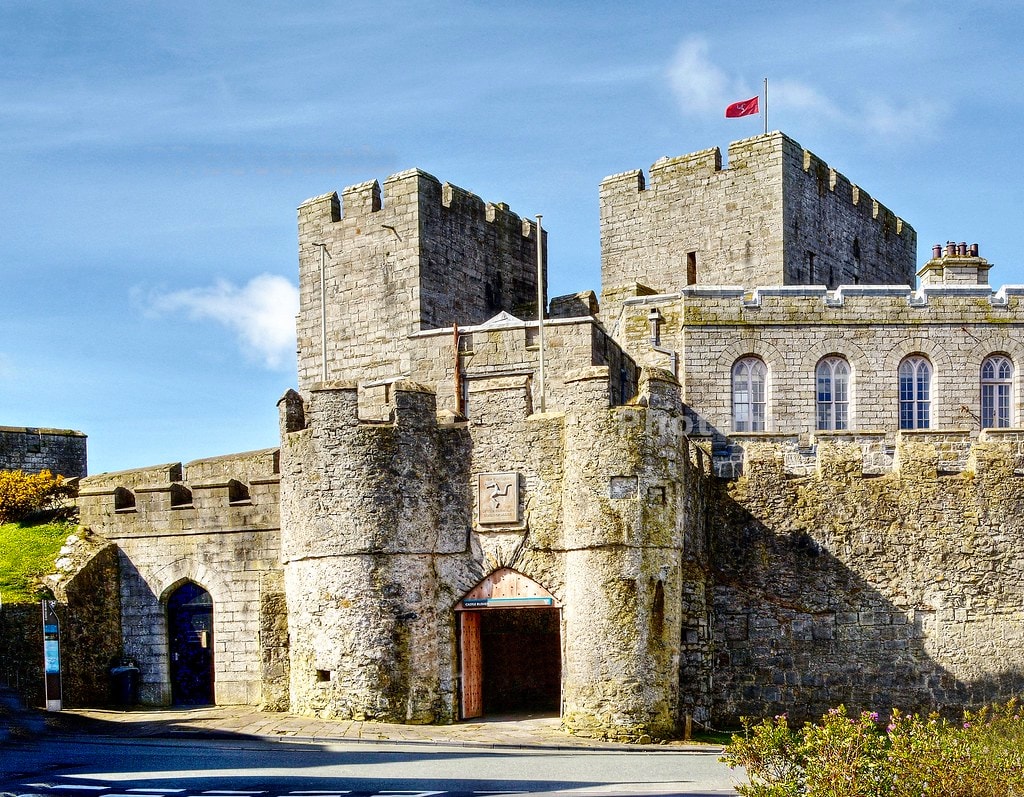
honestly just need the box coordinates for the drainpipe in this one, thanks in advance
[536,215,546,414]
[453,323,464,416]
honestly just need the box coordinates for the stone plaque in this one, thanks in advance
[477,472,520,524]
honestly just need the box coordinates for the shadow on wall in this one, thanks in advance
[707,442,1024,726]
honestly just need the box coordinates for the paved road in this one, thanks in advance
[1,734,741,797]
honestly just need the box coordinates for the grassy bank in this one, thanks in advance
[0,520,70,604]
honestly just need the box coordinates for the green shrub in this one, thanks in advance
[722,701,1024,797]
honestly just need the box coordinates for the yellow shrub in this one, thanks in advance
[0,470,75,524]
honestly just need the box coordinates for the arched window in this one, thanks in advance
[816,356,850,431]
[732,357,767,432]
[981,355,1013,429]
[899,356,932,430]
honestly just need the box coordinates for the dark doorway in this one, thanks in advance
[167,582,214,705]
[478,607,561,714]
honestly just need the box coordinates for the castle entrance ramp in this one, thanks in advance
[456,569,561,719]
[167,581,214,705]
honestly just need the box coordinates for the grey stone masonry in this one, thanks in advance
[599,132,915,318]
[76,448,283,707]
[0,425,87,477]
[613,277,1024,475]
[295,171,545,392]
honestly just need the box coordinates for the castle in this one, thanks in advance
[65,131,1024,740]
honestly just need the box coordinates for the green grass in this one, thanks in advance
[0,520,72,604]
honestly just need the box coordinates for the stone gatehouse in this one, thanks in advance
[70,131,1024,739]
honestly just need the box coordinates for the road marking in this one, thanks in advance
[372,792,446,796]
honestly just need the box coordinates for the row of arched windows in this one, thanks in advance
[731,354,1015,432]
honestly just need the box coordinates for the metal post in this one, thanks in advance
[313,242,331,383]
[535,215,546,414]
[764,77,769,135]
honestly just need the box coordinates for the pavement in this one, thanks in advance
[30,704,724,753]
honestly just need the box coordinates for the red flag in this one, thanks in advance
[725,96,759,118]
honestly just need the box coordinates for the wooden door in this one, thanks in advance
[460,611,483,719]
[168,582,215,705]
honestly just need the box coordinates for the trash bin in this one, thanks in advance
[109,664,139,706]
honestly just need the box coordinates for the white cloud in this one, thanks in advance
[860,97,944,140]
[666,37,748,117]
[153,274,299,369]
[666,37,945,142]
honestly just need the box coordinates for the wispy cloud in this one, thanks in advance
[151,274,298,369]
[666,36,945,141]
[666,37,746,117]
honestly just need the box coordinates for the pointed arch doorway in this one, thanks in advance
[167,581,214,705]
[455,568,561,719]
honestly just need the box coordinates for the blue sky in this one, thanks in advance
[2,1,1023,474]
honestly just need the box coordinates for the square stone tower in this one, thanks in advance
[296,170,544,391]
[599,132,917,313]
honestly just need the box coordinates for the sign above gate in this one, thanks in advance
[456,567,559,610]
[476,472,520,524]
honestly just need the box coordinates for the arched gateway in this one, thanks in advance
[455,568,561,719]
[167,581,214,705]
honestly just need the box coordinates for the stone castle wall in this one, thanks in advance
[76,448,285,707]
[599,132,915,314]
[295,171,543,392]
[402,314,637,418]
[46,132,1024,738]
[709,435,1024,725]
[279,367,698,739]
[0,426,87,478]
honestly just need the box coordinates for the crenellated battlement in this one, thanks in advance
[602,133,909,241]
[76,448,280,534]
[297,379,440,432]
[730,430,1024,482]
[796,145,907,236]
[296,169,543,392]
[298,169,537,237]
[599,132,916,310]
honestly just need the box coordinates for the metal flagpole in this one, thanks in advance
[535,215,546,414]
[764,77,769,135]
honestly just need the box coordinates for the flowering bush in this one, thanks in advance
[722,701,1024,796]
[0,469,75,524]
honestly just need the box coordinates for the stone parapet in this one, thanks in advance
[77,449,280,535]
[0,425,87,478]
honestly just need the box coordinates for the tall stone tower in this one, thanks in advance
[599,131,917,315]
[295,170,544,390]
